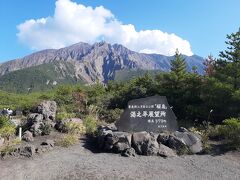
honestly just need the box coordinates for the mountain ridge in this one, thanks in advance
[0,42,204,85]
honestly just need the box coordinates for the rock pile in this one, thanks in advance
[97,124,203,157]
[22,101,57,138]
[2,139,55,158]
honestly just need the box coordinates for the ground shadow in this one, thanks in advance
[81,136,102,153]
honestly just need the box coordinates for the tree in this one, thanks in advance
[203,54,215,76]
[216,28,240,89]
[170,49,187,79]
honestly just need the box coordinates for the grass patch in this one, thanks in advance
[56,134,78,148]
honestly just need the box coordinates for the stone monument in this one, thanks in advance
[116,95,178,133]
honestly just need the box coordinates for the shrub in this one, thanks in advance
[39,124,52,135]
[222,118,240,148]
[0,116,16,141]
[56,111,75,121]
[0,138,21,157]
[56,134,78,147]
[207,118,240,150]
[0,115,10,129]
[64,122,86,135]
[83,115,97,135]
[101,108,123,123]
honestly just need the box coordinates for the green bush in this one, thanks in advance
[64,122,86,135]
[0,116,16,141]
[39,124,52,135]
[208,118,240,149]
[222,118,240,148]
[83,115,97,135]
[0,115,10,129]
[56,111,76,121]
[101,108,123,123]
[0,138,21,157]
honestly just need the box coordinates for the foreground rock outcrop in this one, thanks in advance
[22,101,57,137]
[97,124,203,157]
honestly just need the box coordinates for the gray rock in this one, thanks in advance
[106,132,131,152]
[121,148,136,157]
[30,121,43,136]
[106,123,118,131]
[22,131,34,142]
[132,131,159,156]
[41,139,55,147]
[10,118,22,127]
[158,144,177,157]
[28,113,44,122]
[167,135,187,152]
[36,145,52,154]
[10,144,36,158]
[174,131,203,154]
[97,130,131,152]
[36,101,57,121]
[157,133,170,145]
[178,127,189,132]
[26,112,54,136]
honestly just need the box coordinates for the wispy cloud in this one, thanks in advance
[17,0,193,56]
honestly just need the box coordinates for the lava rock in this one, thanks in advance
[158,144,177,157]
[22,131,34,142]
[36,101,57,121]
[41,139,55,147]
[121,148,136,157]
[10,144,36,158]
[174,131,203,154]
[132,131,159,156]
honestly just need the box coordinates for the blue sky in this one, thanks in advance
[0,0,239,62]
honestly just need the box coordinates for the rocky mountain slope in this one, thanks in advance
[0,42,204,86]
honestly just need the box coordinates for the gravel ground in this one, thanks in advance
[0,141,240,180]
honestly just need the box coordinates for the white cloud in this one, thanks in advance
[17,0,193,56]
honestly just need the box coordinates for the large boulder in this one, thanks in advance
[22,131,34,142]
[27,113,44,136]
[112,132,132,153]
[174,131,203,154]
[157,132,170,145]
[164,129,203,154]
[98,131,132,152]
[132,131,159,156]
[167,135,188,154]
[158,144,177,157]
[36,101,57,121]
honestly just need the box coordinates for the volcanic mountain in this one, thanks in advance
[0,42,204,92]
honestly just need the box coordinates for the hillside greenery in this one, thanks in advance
[0,61,86,93]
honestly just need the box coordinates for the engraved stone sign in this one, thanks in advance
[116,95,178,133]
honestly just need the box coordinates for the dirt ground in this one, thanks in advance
[0,137,240,180]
